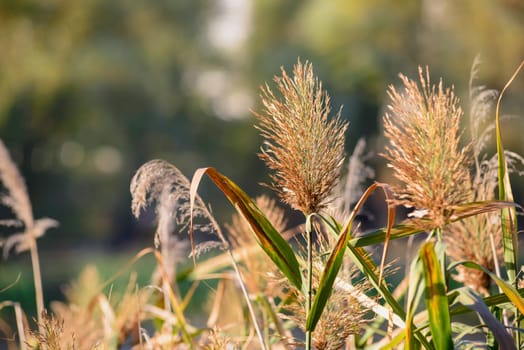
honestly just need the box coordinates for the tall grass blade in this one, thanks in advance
[380,330,411,350]
[350,239,407,319]
[495,60,524,284]
[345,240,438,349]
[455,288,517,350]
[404,247,425,350]
[306,183,395,331]
[96,247,154,293]
[419,241,453,349]
[450,289,524,316]
[352,200,517,247]
[0,301,26,350]
[189,167,302,290]
[377,183,395,287]
[351,223,422,247]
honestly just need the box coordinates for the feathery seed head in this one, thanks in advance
[254,60,348,214]
[130,159,219,282]
[382,67,471,229]
[0,140,33,228]
[130,159,218,242]
[0,140,58,258]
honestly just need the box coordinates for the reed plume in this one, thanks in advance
[382,67,471,229]
[254,60,348,215]
[130,160,268,347]
[254,60,350,349]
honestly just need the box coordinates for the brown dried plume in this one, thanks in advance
[382,67,471,229]
[254,60,348,215]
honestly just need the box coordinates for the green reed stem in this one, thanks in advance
[305,222,313,350]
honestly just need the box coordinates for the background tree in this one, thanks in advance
[0,0,522,257]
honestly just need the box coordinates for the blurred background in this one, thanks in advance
[0,0,523,315]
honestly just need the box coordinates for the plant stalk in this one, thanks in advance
[305,224,313,350]
[29,237,44,334]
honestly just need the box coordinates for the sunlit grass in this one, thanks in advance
[0,59,523,349]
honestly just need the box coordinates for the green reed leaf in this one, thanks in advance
[405,245,425,350]
[352,200,518,248]
[351,223,422,247]
[189,167,302,290]
[334,219,434,348]
[378,183,396,288]
[316,185,431,347]
[306,183,394,331]
[419,241,453,349]
[450,288,524,316]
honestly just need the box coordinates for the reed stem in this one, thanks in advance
[305,224,313,350]
[29,238,44,334]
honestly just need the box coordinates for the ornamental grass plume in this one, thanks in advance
[382,67,471,229]
[254,60,348,215]
[130,159,218,283]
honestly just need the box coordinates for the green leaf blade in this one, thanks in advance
[352,200,518,248]
[305,215,350,331]
[189,167,302,290]
[306,183,391,331]
[419,241,453,350]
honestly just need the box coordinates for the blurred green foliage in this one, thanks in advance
[0,0,522,249]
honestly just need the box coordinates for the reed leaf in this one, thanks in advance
[405,246,426,350]
[351,200,517,248]
[351,223,422,247]
[330,233,433,348]
[450,288,524,316]
[419,241,453,349]
[306,182,393,331]
[189,167,302,290]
